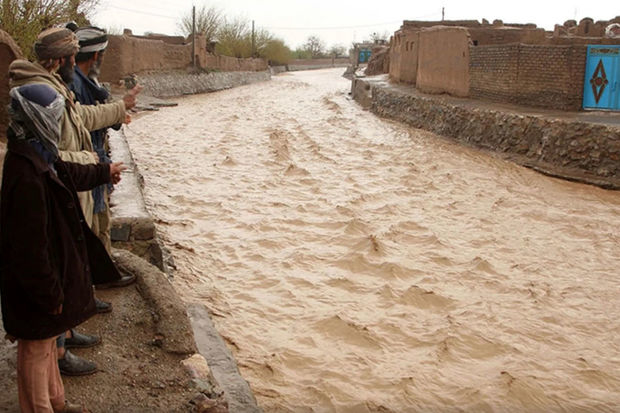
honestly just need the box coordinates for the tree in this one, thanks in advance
[291,48,311,59]
[250,27,273,57]
[369,30,391,43]
[328,44,346,58]
[215,16,250,58]
[178,4,221,43]
[260,38,291,65]
[302,35,325,59]
[1,0,98,59]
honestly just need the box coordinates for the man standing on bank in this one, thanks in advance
[69,26,120,254]
[9,27,138,376]
[1,82,126,413]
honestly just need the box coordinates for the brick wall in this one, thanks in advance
[469,45,519,102]
[469,27,546,45]
[470,44,587,111]
[516,45,586,110]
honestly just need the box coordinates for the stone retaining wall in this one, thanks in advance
[353,77,620,189]
[287,58,350,71]
[270,65,287,75]
[137,70,271,98]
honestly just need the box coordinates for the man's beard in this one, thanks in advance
[58,56,74,84]
[88,53,104,81]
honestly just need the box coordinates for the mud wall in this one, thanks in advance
[388,36,402,82]
[99,35,191,83]
[99,34,268,84]
[469,27,546,45]
[364,45,390,76]
[389,30,419,84]
[352,78,620,189]
[416,27,470,97]
[0,30,23,141]
[470,44,587,111]
[201,54,267,72]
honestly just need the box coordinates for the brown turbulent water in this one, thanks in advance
[126,68,620,412]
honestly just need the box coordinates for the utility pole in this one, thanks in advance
[251,20,256,58]
[192,5,196,68]
[442,7,445,21]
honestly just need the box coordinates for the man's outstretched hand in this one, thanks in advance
[123,84,143,111]
[110,162,127,184]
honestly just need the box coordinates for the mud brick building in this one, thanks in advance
[388,17,620,111]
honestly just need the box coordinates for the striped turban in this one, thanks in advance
[34,28,80,60]
[76,27,108,53]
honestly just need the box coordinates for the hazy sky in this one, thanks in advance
[93,0,618,49]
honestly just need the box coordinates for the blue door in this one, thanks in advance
[583,45,620,110]
[358,49,371,63]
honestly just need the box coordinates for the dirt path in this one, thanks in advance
[0,252,208,413]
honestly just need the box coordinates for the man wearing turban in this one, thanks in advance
[69,26,116,254]
[1,82,126,413]
[8,27,138,376]
[9,27,139,229]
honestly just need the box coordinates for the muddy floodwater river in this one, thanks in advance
[126,68,620,412]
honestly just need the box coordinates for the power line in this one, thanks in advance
[264,20,403,31]
[107,5,179,20]
[103,0,183,12]
[262,11,441,31]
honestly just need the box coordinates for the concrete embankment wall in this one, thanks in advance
[353,77,620,189]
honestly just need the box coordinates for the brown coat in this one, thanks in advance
[0,140,121,339]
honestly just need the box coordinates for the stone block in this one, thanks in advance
[111,222,131,242]
[182,354,212,380]
[133,219,156,240]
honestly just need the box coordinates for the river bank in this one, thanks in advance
[0,250,225,413]
[352,74,620,190]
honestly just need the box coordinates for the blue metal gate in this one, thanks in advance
[583,45,620,110]
[358,49,371,63]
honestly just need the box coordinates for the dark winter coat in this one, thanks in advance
[0,140,121,339]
